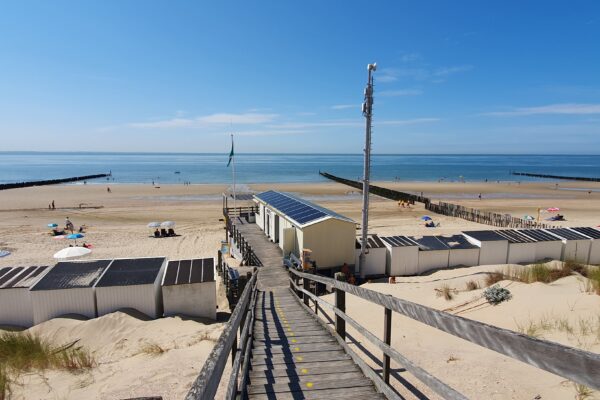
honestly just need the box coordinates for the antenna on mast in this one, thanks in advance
[358,63,376,279]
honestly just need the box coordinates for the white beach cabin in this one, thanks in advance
[162,258,216,320]
[0,266,49,328]
[462,230,509,266]
[30,260,112,325]
[353,235,386,276]
[436,235,480,267]
[411,236,450,274]
[380,236,419,276]
[519,229,564,261]
[495,230,537,264]
[254,191,356,270]
[569,227,600,264]
[544,228,592,263]
[95,257,167,319]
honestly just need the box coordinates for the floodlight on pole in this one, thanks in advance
[358,62,376,279]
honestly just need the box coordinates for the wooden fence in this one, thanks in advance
[185,272,257,400]
[224,209,262,267]
[288,268,600,397]
[512,171,600,182]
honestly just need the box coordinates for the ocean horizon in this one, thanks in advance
[1,152,599,185]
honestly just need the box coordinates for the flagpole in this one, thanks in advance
[231,134,236,210]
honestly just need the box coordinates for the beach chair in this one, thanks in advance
[160,228,168,237]
[168,228,176,236]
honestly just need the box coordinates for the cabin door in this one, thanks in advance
[274,215,280,243]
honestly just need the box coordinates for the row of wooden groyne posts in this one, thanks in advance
[185,206,600,400]
[0,173,111,190]
[319,171,556,229]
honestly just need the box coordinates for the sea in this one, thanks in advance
[1,152,599,185]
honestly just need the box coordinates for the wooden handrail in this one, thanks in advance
[185,272,257,400]
[289,268,600,391]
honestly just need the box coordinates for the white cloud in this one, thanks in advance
[379,89,423,97]
[268,118,438,129]
[128,112,278,129]
[129,118,194,129]
[483,103,600,116]
[331,104,357,110]
[432,65,473,77]
[377,118,439,125]
[400,53,421,63]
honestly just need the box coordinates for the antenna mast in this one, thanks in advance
[359,63,376,279]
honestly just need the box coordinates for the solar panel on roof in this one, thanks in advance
[255,190,354,226]
[178,259,192,284]
[436,235,477,249]
[411,236,450,251]
[571,227,600,239]
[0,267,24,286]
[495,230,536,243]
[462,230,509,242]
[0,267,11,280]
[95,258,165,287]
[32,260,111,291]
[163,258,215,286]
[545,228,588,240]
[381,236,418,247]
[163,261,179,286]
[1,266,48,289]
[519,229,561,242]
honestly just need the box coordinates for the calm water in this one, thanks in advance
[1,152,599,185]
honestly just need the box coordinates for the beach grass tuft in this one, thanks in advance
[140,342,166,356]
[465,280,479,291]
[573,382,594,400]
[435,284,456,301]
[485,272,504,286]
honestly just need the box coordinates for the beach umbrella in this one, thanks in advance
[421,216,432,221]
[47,223,58,228]
[53,247,91,259]
[547,207,560,212]
[147,222,161,228]
[161,221,176,228]
[66,233,84,240]
[53,235,66,240]
[0,250,10,258]
[523,215,535,221]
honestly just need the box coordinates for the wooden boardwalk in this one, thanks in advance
[233,220,385,399]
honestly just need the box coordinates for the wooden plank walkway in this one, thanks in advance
[232,220,385,399]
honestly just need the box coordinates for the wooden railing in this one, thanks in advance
[185,272,257,400]
[224,213,262,267]
[288,268,600,398]
[223,206,259,218]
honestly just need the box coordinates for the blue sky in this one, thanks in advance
[1,1,599,153]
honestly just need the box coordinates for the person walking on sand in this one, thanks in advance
[478,193,482,200]
[107,187,111,193]
[51,200,55,209]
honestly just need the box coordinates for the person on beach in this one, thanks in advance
[52,200,55,209]
[478,193,482,200]
[107,187,111,193]
[65,217,74,233]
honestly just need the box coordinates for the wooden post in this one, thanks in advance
[383,307,392,384]
[231,337,237,367]
[217,250,222,277]
[314,278,319,316]
[303,276,310,307]
[335,288,346,340]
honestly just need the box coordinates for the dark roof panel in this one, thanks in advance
[1,266,49,289]
[0,267,11,280]
[495,230,537,243]
[519,229,562,242]
[436,235,478,250]
[163,258,215,286]
[410,236,450,251]
[32,260,111,291]
[462,230,508,242]
[0,267,24,286]
[381,236,419,247]
[545,228,589,240]
[355,235,385,249]
[255,190,354,226]
[570,227,600,239]
[95,258,165,287]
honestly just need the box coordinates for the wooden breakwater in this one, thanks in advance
[0,173,110,190]
[512,171,600,182]
[319,171,429,204]
[320,171,554,229]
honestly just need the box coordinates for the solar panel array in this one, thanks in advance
[411,236,451,251]
[545,228,588,240]
[462,230,508,242]
[163,258,215,286]
[381,236,419,247]
[96,257,166,287]
[0,266,48,289]
[495,230,537,243]
[436,235,478,250]
[520,229,561,242]
[256,190,354,226]
[32,260,112,291]
[571,227,600,239]
[355,235,385,249]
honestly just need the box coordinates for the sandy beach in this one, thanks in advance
[1,180,600,399]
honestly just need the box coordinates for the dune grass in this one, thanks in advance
[465,280,479,291]
[140,342,166,356]
[0,331,94,398]
[435,284,457,301]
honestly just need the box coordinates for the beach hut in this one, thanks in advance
[411,236,450,274]
[95,257,167,319]
[162,258,216,320]
[254,191,356,270]
[380,236,420,276]
[495,230,537,264]
[0,266,49,327]
[519,229,563,261]
[436,235,480,267]
[462,230,509,266]
[568,227,600,264]
[544,228,592,263]
[30,260,112,325]
[353,235,386,276]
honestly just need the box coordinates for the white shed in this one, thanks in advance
[519,229,564,262]
[162,258,216,320]
[436,235,480,267]
[30,260,112,325]
[412,236,450,274]
[462,230,509,266]
[569,227,600,264]
[254,191,356,270]
[354,235,387,276]
[544,228,591,263]
[495,230,537,264]
[380,236,419,276]
[0,266,49,328]
[95,257,167,319]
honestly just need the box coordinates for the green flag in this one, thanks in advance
[227,137,234,167]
